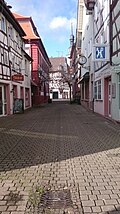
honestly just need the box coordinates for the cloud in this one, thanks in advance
[49,17,68,29]
[6,0,77,56]
[49,16,76,31]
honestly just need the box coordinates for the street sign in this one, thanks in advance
[92,44,109,61]
[96,47,105,59]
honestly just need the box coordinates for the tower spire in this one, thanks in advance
[70,22,74,47]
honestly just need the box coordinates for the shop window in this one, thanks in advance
[94,80,102,100]
[94,82,97,99]
[25,88,30,107]
[13,85,17,99]
[98,80,101,99]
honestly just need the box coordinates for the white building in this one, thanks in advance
[49,57,70,100]
[81,0,113,118]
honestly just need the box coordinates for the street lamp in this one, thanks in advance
[84,0,95,10]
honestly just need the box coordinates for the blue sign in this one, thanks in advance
[95,47,105,59]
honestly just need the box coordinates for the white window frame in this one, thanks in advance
[94,80,102,100]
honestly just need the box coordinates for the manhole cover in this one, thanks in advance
[40,189,72,209]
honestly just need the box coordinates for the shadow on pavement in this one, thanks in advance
[0,102,120,172]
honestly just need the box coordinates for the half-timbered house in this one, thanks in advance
[110,0,120,121]
[81,0,113,117]
[0,0,32,116]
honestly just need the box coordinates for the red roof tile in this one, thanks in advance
[13,13,39,40]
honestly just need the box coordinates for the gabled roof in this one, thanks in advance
[12,13,29,19]
[13,12,39,40]
[49,57,66,72]
[13,12,51,66]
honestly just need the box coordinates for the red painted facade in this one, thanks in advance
[13,13,51,106]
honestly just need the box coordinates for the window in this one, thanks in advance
[8,26,13,39]
[25,59,28,75]
[1,17,6,32]
[25,88,30,107]
[12,55,15,68]
[98,80,101,99]
[94,82,97,99]
[4,51,8,64]
[94,80,102,100]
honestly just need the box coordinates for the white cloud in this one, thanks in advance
[49,17,68,29]
[6,0,77,56]
[49,16,76,31]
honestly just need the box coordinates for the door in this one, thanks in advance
[53,92,58,99]
[0,85,7,116]
[108,80,111,117]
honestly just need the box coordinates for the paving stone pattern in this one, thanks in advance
[0,102,120,214]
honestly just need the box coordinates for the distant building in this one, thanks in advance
[49,57,70,100]
[0,0,32,116]
[69,0,84,103]
[13,13,51,106]
[76,0,84,55]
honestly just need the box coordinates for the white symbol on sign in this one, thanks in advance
[96,47,105,59]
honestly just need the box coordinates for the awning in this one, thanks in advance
[78,72,89,83]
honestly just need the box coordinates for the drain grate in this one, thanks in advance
[40,189,72,209]
[25,185,82,214]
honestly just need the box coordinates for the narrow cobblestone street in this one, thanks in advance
[0,102,120,214]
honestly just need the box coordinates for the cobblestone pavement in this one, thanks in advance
[0,102,120,214]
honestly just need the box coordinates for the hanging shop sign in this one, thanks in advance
[92,44,109,61]
[12,74,24,81]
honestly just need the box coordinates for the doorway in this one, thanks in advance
[53,92,58,99]
[0,85,7,116]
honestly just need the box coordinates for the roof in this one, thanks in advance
[13,13,39,40]
[13,12,51,66]
[49,57,66,72]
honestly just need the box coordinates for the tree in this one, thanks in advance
[57,64,73,102]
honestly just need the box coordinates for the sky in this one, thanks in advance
[6,0,77,58]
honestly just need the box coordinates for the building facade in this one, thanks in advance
[13,13,51,106]
[49,57,70,100]
[0,0,31,116]
[81,0,114,117]
[110,0,120,121]
[70,0,84,103]
[80,0,120,122]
